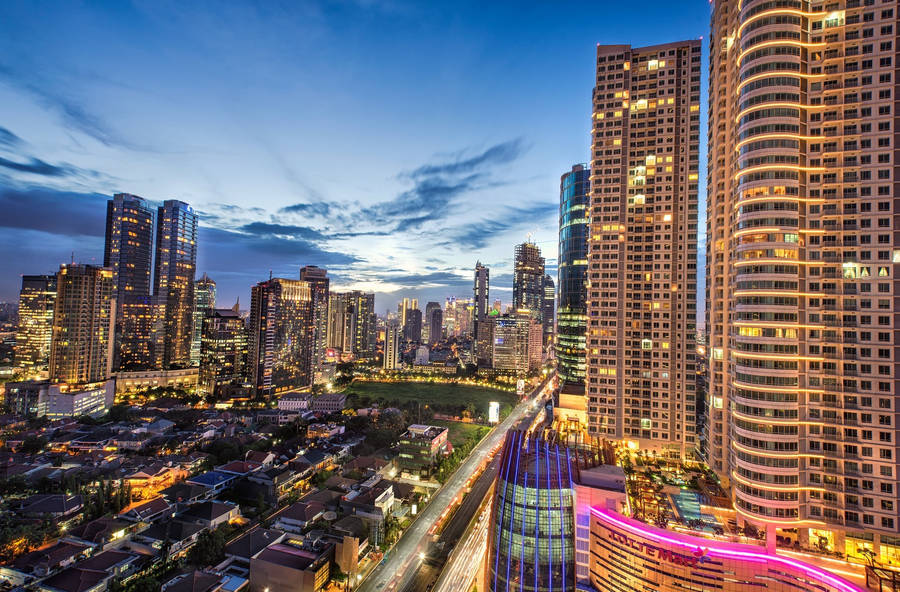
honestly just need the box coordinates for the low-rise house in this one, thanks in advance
[161,569,246,592]
[179,501,241,529]
[224,528,286,564]
[273,501,326,533]
[161,482,213,507]
[119,496,174,523]
[37,549,141,592]
[257,409,299,426]
[185,471,236,494]
[18,494,84,520]
[215,460,261,478]
[13,541,92,578]
[296,450,333,472]
[66,516,134,548]
[247,465,307,504]
[136,520,205,557]
[306,424,344,440]
[126,463,188,500]
[277,393,312,412]
[244,450,276,467]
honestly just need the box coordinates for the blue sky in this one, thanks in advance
[0,0,709,312]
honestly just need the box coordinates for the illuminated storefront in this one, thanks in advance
[589,507,866,592]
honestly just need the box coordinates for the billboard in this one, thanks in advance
[516,379,525,395]
[488,401,500,424]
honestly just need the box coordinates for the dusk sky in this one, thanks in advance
[0,1,709,313]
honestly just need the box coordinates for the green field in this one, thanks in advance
[344,380,516,415]
[429,419,490,448]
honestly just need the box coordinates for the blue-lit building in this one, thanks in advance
[556,164,589,389]
[487,430,576,592]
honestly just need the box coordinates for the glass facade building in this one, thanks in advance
[557,164,590,387]
[487,430,576,592]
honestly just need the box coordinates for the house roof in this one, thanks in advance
[186,471,235,488]
[39,567,108,592]
[331,516,368,541]
[161,482,210,503]
[67,516,131,544]
[76,549,136,571]
[224,528,284,561]
[162,570,223,592]
[254,544,322,571]
[280,501,325,523]
[141,520,204,543]
[123,496,171,521]
[215,461,260,475]
[13,541,90,572]
[181,501,237,523]
[20,493,83,515]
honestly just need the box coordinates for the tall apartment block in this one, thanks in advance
[104,193,155,369]
[154,200,198,368]
[707,0,900,557]
[384,323,400,370]
[424,301,442,344]
[49,264,115,386]
[586,41,700,459]
[474,262,492,364]
[249,278,313,396]
[300,265,329,375]
[14,275,57,379]
[327,291,376,358]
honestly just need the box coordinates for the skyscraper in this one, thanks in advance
[423,301,441,344]
[154,200,198,369]
[491,312,541,375]
[191,273,216,366]
[383,323,400,370]
[474,262,492,364]
[586,41,700,458]
[249,278,313,396]
[398,297,418,329]
[300,265,329,375]
[116,295,163,370]
[49,264,115,386]
[513,242,545,320]
[15,275,57,379]
[104,193,155,369]
[326,291,376,358]
[403,308,422,343]
[427,306,443,344]
[541,273,555,348]
[707,0,900,554]
[557,164,590,390]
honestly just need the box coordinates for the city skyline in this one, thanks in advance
[0,1,709,312]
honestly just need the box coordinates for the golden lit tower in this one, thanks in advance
[707,0,900,554]
[586,41,701,459]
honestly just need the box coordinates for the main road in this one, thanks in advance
[357,377,552,592]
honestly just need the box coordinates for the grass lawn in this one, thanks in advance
[344,380,517,414]
[430,419,490,448]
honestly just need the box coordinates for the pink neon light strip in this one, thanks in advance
[589,507,866,592]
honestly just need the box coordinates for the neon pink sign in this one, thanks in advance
[590,507,866,592]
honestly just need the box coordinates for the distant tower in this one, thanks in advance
[191,273,217,366]
[541,274,555,349]
[513,242,545,318]
[384,324,400,370]
[154,200,198,368]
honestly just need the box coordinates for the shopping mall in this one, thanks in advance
[589,506,868,592]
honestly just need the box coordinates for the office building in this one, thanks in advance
[4,380,114,419]
[383,324,400,370]
[300,266,329,374]
[104,193,155,370]
[427,306,442,344]
[541,273,555,348]
[707,0,900,555]
[154,200,198,369]
[200,307,248,396]
[397,425,449,475]
[402,308,422,343]
[423,301,441,344]
[444,297,474,338]
[49,264,115,386]
[190,274,216,366]
[513,241,545,320]
[586,41,700,459]
[557,164,590,390]
[249,278,313,396]
[14,274,57,379]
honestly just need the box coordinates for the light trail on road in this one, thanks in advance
[357,378,552,592]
